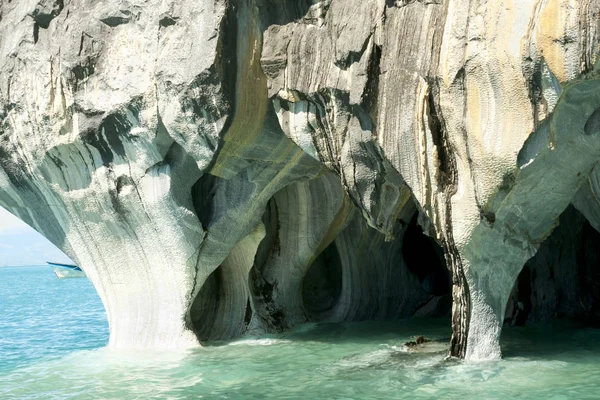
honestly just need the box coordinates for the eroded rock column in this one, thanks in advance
[456,75,600,359]
[0,0,229,348]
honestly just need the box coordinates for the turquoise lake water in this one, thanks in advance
[2,265,600,399]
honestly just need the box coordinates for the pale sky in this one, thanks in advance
[0,207,73,267]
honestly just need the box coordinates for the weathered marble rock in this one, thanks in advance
[1,0,600,360]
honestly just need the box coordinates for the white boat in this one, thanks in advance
[47,262,86,279]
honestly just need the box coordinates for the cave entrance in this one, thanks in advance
[301,213,452,325]
[504,205,600,327]
[302,240,343,317]
[190,265,224,341]
[401,215,451,297]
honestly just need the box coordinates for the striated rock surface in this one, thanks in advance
[1,0,600,359]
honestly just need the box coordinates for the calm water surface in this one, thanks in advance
[2,266,600,399]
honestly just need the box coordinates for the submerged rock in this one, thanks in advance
[404,335,430,348]
[1,0,600,359]
[402,337,449,355]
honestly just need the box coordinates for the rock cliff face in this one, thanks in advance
[1,0,600,359]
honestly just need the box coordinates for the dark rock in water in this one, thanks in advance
[404,335,430,347]
[401,336,450,355]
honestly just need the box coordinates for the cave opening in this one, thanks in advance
[190,266,224,341]
[401,215,451,297]
[300,212,452,326]
[301,240,343,317]
[504,205,600,327]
